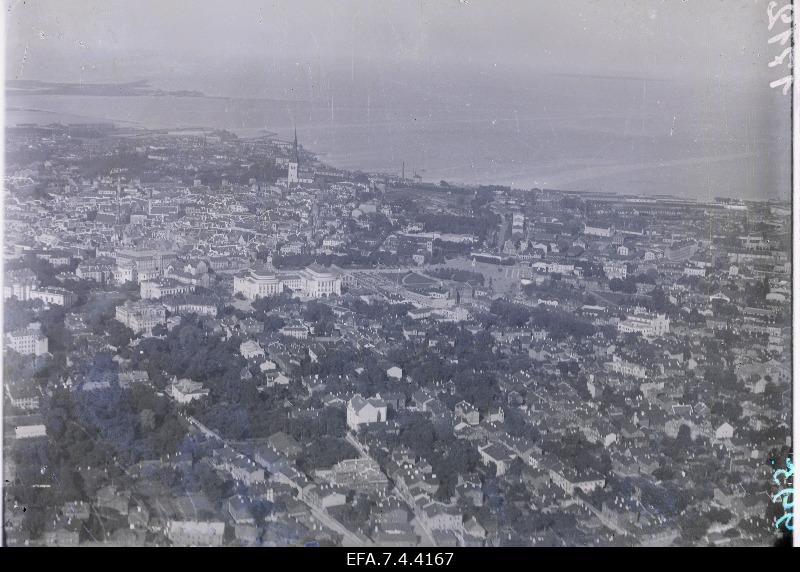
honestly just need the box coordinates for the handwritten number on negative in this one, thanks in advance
[767,2,793,31]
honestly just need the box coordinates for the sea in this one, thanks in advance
[5,66,791,201]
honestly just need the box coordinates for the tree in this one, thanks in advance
[139,409,157,431]
[106,321,134,348]
[398,415,436,458]
[152,324,168,337]
[296,437,359,473]
[21,505,48,540]
[653,465,675,481]
[679,512,710,543]
[706,507,733,524]
[675,424,693,450]
[686,308,704,324]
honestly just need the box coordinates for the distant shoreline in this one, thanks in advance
[5,118,790,206]
[4,92,790,204]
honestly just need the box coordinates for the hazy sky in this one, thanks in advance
[4,1,791,200]
[4,0,783,84]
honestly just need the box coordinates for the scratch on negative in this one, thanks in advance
[17,44,28,78]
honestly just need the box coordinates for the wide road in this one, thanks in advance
[346,432,437,547]
[186,416,371,547]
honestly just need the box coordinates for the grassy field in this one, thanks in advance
[387,186,473,212]
[402,272,438,288]
[437,256,524,295]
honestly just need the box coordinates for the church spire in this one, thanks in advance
[293,128,299,164]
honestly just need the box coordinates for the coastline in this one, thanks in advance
[4,94,791,203]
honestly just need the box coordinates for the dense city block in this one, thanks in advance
[2,123,792,546]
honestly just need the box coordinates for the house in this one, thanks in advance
[254,446,291,474]
[96,484,130,516]
[603,261,627,280]
[227,496,255,525]
[166,520,225,546]
[279,323,309,340]
[376,392,405,412]
[43,516,81,546]
[463,516,487,545]
[455,476,484,507]
[128,503,150,530]
[412,389,437,412]
[372,500,410,525]
[5,384,41,410]
[305,483,347,509]
[346,394,388,430]
[455,401,480,426]
[422,502,463,532]
[10,414,46,439]
[322,458,389,493]
[583,223,614,237]
[547,462,606,495]
[226,458,265,485]
[485,407,505,424]
[267,431,302,458]
[609,354,647,379]
[371,522,419,546]
[118,370,150,388]
[715,422,735,440]
[386,366,403,381]
[240,340,266,360]
[478,443,514,476]
[169,378,209,404]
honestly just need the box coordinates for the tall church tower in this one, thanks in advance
[287,128,299,185]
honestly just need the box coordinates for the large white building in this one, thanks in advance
[684,265,706,277]
[30,287,77,307]
[240,340,266,360]
[3,268,78,307]
[618,311,670,337]
[234,263,341,300]
[609,355,647,379]
[233,265,284,300]
[298,264,342,298]
[532,261,576,276]
[4,268,39,301]
[12,415,47,439]
[603,261,627,280]
[5,323,49,356]
[347,394,388,430]
[6,385,41,410]
[583,223,614,237]
[114,248,177,284]
[665,240,698,262]
[76,261,113,284]
[115,300,167,335]
[141,278,194,300]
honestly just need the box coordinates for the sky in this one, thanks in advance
[4,0,784,85]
